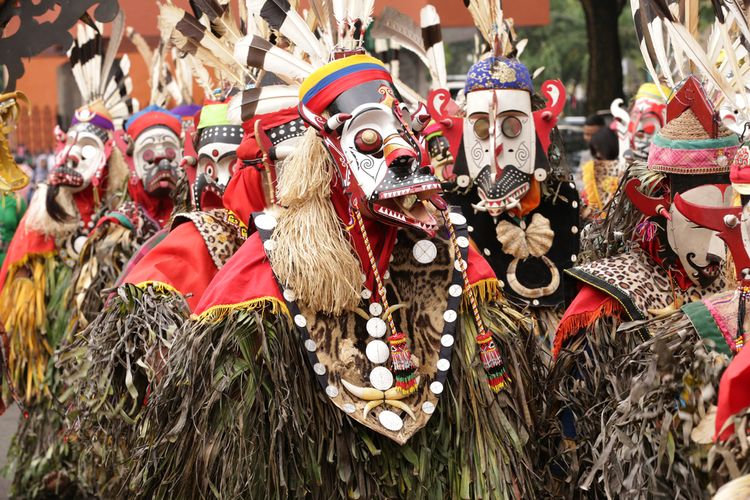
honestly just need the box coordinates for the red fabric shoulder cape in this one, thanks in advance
[120,165,269,311]
[0,214,56,290]
[122,222,217,311]
[553,284,623,358]
[194,229,498,318]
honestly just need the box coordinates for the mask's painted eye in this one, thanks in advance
[354,128,383,154]
[501,116,522,138]
[473,117,490,140]
[142,149,155,163]
[205,164,215,178]
[81,144,98,160]
[641,123,656,135]
[166,148,177,160]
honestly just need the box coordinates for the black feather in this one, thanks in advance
[258,0,292,31]
[712,0,727,23]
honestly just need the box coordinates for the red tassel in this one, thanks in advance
[476,332,510,393]
[388,332,418,395]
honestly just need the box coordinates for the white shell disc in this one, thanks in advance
[366,340,390,364]
[369,366,394,391]
[378,410,404,431]
[366,317,387,338]
[254,213,277,231]
[412,240,438,264]
[369,302,383,317]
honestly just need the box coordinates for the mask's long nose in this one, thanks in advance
[383,134,418,171]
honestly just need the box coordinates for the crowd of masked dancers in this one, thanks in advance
[2,0,750,498]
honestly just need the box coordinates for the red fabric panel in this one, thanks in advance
[0,215,56,290]
[222,166,268,227]
[122,222,219,311]
[716,345,750,441]
[193,232,282,315]
[553,284,623,358]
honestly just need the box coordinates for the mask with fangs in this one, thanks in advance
[51,102,114,193]
[298,55,444,236]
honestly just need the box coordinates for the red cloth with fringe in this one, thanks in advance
[194,213,497,317]
[0,215,56,290]
[552,284,623,358]
[120,165,268,311]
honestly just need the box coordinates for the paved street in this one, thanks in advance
[0,406,19,498]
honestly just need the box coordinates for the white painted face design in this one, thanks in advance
[337,99,440,235]
[340,102,406,199]
[132,126,181,182]
[197,142,237,188]
[668,184,733,287]
[51,125,107,192]
[463,88,536,215]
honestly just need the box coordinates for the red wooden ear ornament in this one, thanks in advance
[426,88,463,159]
[532,80,566,157]
[625,178,672,220]
[667,76,718,138]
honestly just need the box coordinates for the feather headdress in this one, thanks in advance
[158,3,256,100]
[631,0,750,113]
[67,11,138,129]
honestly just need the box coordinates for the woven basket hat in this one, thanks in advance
[647,108,739,175]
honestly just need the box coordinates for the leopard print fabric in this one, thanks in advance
[295,229,459,443]
[175,209,248,269]
[567,245,728,322]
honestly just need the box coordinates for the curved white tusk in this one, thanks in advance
[505,199,520,210]
[363,400,383,420]
[353,307,371,321]
[385,400,416,420]
[383,303,407,318]
[341,379,384,401]
[471,200,488,212]
[647,296,684,317]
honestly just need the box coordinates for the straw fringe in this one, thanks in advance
[463,278,504,310]
[270,128,362,315]
[133,280,181,297]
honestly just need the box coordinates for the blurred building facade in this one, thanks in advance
[11,0,549,154]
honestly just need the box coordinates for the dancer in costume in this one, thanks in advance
[127,2,540,498]
[574,135,750,496]
[68,105,184,326]
[375,3,579,346]
[546,0,750,484]
[58,4,305,495]
[580,82,669,220]
[0,11,137,497]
